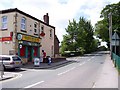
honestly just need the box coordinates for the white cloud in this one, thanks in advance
[0,0,119,42]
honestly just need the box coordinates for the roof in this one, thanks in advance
[0,8,55,29]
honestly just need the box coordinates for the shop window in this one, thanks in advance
[1,16,7,30]
[21,17,26,31]
[20,46,25,57]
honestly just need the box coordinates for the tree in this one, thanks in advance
[95,2,120,46]
[60,17,98,55]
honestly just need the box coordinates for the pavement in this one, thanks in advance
[93,54,118,88]
[0,55,119,89]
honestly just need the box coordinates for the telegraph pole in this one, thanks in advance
[108,12,112,58]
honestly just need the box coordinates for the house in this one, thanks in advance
[0,8,59,64]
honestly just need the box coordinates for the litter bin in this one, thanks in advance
[34,58,40,67]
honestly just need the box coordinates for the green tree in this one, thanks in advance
[60,17,98,55]
[95,2,120,46]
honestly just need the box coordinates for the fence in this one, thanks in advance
[112,53,120,69]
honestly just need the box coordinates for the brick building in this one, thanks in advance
[0,8,59,64]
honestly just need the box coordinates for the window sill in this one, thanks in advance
[34,33,38,36]
[21,30,27,33]
[0,29,8,31]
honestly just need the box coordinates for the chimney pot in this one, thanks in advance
[43,13,49,25]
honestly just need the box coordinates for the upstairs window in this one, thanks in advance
[41,26,44,33]
[1,16,7,30]
[50,29,52,38]
[34,22,37,33]
[21,17,26,30]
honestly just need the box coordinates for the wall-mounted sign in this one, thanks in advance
[17,34,22,40]
[17,33,41,43]
[0,37,12,42]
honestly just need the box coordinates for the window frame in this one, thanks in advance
[1,16,7,30]
[41,25,44,33]
[21,17,26,31]
[50,29,52,38]
[34,22,37,33]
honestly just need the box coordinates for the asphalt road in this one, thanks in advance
[1,52,107,88]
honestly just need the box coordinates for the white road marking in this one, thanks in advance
[24,81,44,88]
[92,57,94,59]
[58,67,76,76]
[0,73,22,83]
[79,62,86,66]
[92,82,96,88]
[87,59,91,61]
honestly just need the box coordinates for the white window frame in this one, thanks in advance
[1,16,7,30]
[21,17,26,30]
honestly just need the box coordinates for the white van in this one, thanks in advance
[0,55,22,70]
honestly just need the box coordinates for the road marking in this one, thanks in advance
[92,82,96,88]
[92,56,94,59]
[58,67,76,76]
[79,62,86,66]
[87,59,91,61]
[0,73,22,83]
[24,81,44,88]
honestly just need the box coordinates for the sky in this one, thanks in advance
[0,0,119,44]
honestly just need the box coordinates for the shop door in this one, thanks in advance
[28,47,32,62]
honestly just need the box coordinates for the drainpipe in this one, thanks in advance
[14,10,18,55]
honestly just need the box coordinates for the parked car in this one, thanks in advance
[0,55,22,70]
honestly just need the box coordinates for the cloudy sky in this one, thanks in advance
[0,0,119,42]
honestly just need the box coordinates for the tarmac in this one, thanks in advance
[0,60,70,81]
[0,55,119,89]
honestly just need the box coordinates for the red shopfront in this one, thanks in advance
[17,33,41,63]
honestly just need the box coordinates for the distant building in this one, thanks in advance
[0,8,59,63]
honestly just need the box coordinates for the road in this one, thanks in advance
[1,52,110,88]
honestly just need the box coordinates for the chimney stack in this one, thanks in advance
[43,13,49,25]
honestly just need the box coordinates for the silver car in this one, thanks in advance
[0,55,22,70]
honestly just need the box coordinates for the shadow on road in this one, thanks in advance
[5,68,26,72]
[21,60,76,70]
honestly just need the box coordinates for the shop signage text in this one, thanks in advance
[0,37,12,42]
[17,34,40,43]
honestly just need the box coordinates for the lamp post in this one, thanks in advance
[108,12,112,58]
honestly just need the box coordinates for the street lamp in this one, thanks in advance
[108,12,112,58]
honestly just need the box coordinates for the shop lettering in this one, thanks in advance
[18,34,40,43]
[0,37,12,42]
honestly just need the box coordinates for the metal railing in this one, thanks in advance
[112,53,120,69]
